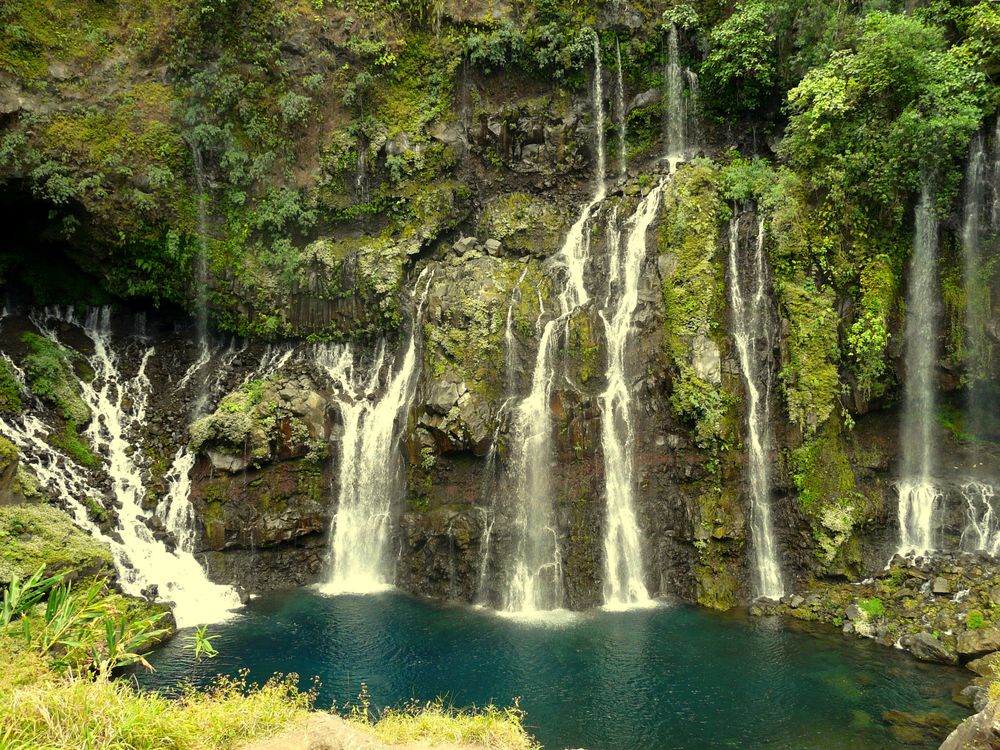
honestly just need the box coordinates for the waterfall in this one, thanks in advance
[962,133,989,391]
[960,481,1000,555]
[500,36,607,614]
[320,271,432,594]
[666,25,687,158]
[615,38,627,177]
[728,215,784,599]
[897,185,941,555]
[598,177,670,608]
[22,308,241,626]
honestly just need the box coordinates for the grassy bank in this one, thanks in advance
[0,569,539,750]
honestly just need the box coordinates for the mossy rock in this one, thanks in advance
[478,193,566,257]
[0,503,114,585]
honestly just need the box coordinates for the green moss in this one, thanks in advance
[0,503,113,585]
[790,423,879,572]
[0,359,23,415]
[847,253,899,399]
[21,333,90,427]
[858,596,885,618]
[565,309,600,385]
[50,425,100,469]
[478,193,566,256]
[658,162,733,452]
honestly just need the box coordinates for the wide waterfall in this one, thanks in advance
[321,271,432,594]
[501,37,606,614]
[598,177,669,608]
[6,307,241,626]
[897,186,941,556]
[728,216,784,599]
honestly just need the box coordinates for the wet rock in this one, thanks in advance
[966,652,1000,677]
[900,632,958,664]
[207,449,250,473]
[934,576,953,595]
[845,604,864,622]
[958,628,1000,660]
[939,699,1000,750]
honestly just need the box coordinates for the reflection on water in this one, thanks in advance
[137,590,969,750]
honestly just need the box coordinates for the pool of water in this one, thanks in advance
[137,590,970,749]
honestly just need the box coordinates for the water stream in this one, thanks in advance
[728,215,784,599]
[598,179,668,608]
[501,38,606,614]
[16,307,241,626]
[320,270,432,594]
[897,186,942,556]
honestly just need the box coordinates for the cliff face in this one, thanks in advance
[1,0,999,612]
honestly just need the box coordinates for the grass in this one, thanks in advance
[351,697,541,749]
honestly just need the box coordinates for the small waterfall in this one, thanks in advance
[503,322,563,612]
[666,25,687,158]
[557,36,607,313]
[728,215,784,599]
[24,308,241,626]
[960,481,1000,555]
[615,38,627,177]
[598,177,669,608]
[501,36,607,614]
[321,271,432,594]
[897,185,942,555]
[159,446,199,553]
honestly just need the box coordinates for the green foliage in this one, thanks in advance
[2,567,169,677]
[967,610,987,630]
[186,624,219,661]
[858,596,885,619]
[701,1,778,117]
[847,254,898,399]
[0,358,24,415]
[781,11,987,220]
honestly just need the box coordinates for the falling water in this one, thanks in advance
[728,216,784,599]
[598,177,670,608]
[25,308,241,626]
[321,271,432,594]
[666,25,687,158]
[897,186,941,556]
[960,481,1000,555]
[501,37,607,614]
[615,38,627,177]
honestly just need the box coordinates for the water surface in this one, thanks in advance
[138,590,969,749]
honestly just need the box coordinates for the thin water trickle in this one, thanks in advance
[897,185,941,556]
[615,38,627,178]
[728,215,784,599]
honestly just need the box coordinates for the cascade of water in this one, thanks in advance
[503,321,562,612]
[321,271,432,594]
[599,176,670,609]
[26,307,241,626]
[557,37,607,313]
[666,25,687,159]
[962,133,988,390]
[500,38,607,614]
[897,185,942,555]
[960,481,1000,555]
[615,38,627,177]
[728,215,784,599]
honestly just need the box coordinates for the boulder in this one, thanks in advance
[845,604,864,622]
[933,576,952,595]
[939,699,1000,750]
[966,652,1000,677]
[959,628,1000,660]
[900,632,958,664]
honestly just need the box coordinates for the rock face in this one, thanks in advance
[939,699,1000,750]
[901,632,959,665]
